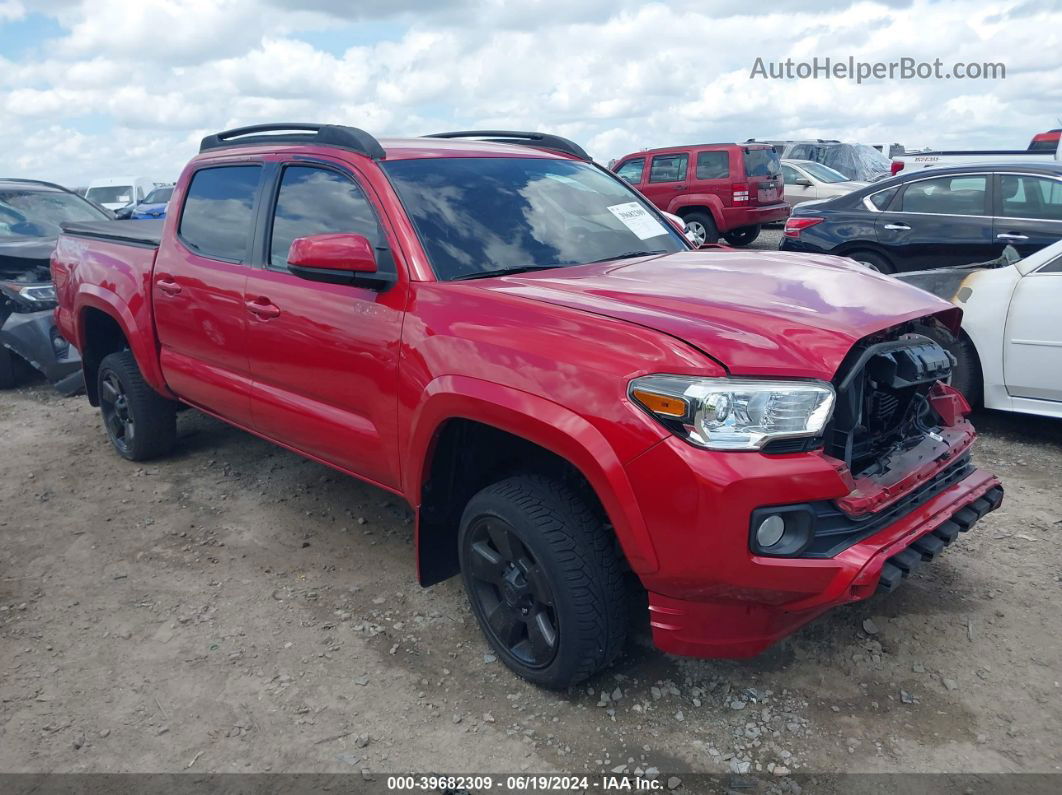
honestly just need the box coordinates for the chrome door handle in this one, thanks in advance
[997,233,1029,241]
[883,223,911,231]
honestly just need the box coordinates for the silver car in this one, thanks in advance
[781,159,869,206]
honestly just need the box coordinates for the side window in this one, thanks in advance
[868,186,899,210]
[269,166,384,269]
[179,166,262,261]
[781,164,800,185]
[899,175,987,216]
[648,154,689,183]
[695,151,729,181]
[615,158,645,184]
[1039,254,1062,274]
[1000,175,1062,221]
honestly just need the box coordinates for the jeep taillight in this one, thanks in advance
[783,217,824,238]
[891,161,904,175]
[731,183,749,203]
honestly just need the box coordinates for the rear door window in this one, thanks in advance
[999,175,1062,221]
[648,154,689,183]
[615,158,645,184]
[899,175,988,216]
[179,166,262,261]
[695,151,729,180]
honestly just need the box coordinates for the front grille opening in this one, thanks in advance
[825,329,953,478]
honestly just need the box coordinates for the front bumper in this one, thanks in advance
[623,433,1002,659]
[1,309,83,393]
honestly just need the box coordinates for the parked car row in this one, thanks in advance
[48,123,1005,689]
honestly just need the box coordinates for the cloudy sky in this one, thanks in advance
[0,0,1059,186]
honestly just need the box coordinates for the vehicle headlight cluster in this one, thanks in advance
[0,281,58,311]
[629,375,835,451]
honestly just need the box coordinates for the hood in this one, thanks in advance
[471,250,958,380]
[0,235,55,281]
[133,202,167,216]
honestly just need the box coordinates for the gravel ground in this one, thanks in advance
[1,352,1061,786]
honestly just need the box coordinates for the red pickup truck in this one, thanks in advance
[53,124,1002,689]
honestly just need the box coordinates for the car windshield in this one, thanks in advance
[86,186,133,204]
[800,162,849,183]
[382,157,686,281]
[143,187,173,203]
[0,189,109,238]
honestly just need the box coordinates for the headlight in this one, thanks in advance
[0,282,58,311]
[629,375,835,451]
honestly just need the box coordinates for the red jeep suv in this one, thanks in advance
[54,124,1000,689]
[613,143,789,246]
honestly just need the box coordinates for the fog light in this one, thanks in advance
[756,514,786,548]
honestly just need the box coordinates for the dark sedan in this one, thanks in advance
[1,178,110,391]
[779,162,1062,273]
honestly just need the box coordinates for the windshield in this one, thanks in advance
[86,185,134,205]
[382,157,686,281]
[0,189,109,238]
[743,147,781,177]
[143,186,173,204]
[800,162,849,183]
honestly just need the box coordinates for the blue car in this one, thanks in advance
[130,185,173,220]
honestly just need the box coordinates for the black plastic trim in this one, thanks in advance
[59,220,163,249]
[200,123,386,160]
[424,130,590,161]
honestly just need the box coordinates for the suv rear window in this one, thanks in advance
[695,151,729,180]
[742,148,781,178]
[179,166,261,261]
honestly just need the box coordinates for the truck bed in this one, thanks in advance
[60,220,163,249]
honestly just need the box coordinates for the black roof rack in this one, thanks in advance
[199,123,386,159]
[424,130,590,160]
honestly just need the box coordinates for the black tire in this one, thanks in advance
[847,250,895,274]
[722,225,761,246]
[681,210,719,247]
[459,474,627,689]
[97,350,176,461]
[921,325,983,406]
[0,346,18,389]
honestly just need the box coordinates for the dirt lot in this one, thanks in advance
[1,374,1061,786]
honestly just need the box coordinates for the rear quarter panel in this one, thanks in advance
[52,233,168,395]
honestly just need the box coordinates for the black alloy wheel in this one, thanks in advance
[464,515,559,668]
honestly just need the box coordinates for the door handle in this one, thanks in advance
[156,278,182,296]
[997,233,1029,241]
[883,223,911,231]
[246,298,281,320]
[674,185,687,190]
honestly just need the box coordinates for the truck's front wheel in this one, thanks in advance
[97,351,176,461]
[458,474,627,689]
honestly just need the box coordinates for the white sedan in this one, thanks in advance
[895,240,1062,418]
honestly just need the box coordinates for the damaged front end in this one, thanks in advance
[0,254,83,394]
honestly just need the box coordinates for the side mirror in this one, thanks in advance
[287,233,392,289]
[795,177,813,187]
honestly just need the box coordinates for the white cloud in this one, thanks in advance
[0,0,1058,186]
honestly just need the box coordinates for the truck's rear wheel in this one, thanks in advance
[97,351,176,461]
[459,474,627,689]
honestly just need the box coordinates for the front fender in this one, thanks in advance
[405,375,660,574]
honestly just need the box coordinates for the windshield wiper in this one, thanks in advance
[589,250,666,264]
[451,265,558,281]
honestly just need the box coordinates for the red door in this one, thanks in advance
[153,164,263,425]
[640,152,690,212]
[243,162,406,490]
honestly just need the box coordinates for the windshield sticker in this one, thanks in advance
[607,202,668,240]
